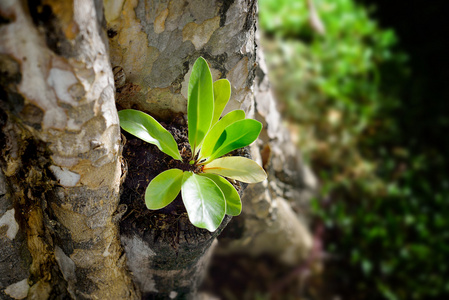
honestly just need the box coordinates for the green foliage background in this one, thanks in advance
[259,0,449,299]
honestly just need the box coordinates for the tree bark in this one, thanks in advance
[1,0,259,298]
[106,0,258,119]
[103,0,258,297]
[0,0,314,299]
[0,0,138,298]
[214,40,316,265]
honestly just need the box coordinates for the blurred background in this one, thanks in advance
[203,0,449,299]
[259,0,449,299]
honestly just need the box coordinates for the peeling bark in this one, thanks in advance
[0,0,137,298]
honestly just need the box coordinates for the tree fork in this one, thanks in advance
[1,0,260,298]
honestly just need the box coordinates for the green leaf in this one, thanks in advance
[199,110,245,161]
[207,119,262,162]
[145,169,184,209]
[181,172,226,232]
[118,109,182,161]
[188,57,214,154]
[203,157,267,183]
[200,173,242,216]
[212,79,231,125]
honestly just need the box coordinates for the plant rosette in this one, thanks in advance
[118,57,267,232]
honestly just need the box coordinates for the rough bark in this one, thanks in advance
[0,169,31,299]
[105,0,258,120]
[213,31,317,265]
[0,0,138,298]
[103,0,259,297]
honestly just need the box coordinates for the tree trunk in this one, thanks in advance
[0,0,138,298]
[215,38,316,265]
[1,0,261,299]
[103,0,258,297]
[1,0,315,299]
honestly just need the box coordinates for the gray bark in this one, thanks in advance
[103,0,258,297]
[215,41,317,265]
[105,0,257,119]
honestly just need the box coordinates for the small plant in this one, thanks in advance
[118,57,267,232]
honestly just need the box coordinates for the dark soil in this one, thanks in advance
[119,113,247,250]
[118,113,253,298]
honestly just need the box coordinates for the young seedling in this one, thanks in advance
[118,57,267,232]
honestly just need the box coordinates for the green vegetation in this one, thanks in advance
[260,0,449,299]
[118,57,266,232]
